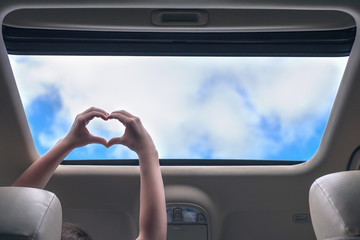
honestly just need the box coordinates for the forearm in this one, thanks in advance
[107,110,167,240]
[137,150,167,240]
[12,138,73,189]
[13,107,108,189]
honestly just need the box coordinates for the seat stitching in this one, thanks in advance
[32,194,57,240]
[314,180,352,236]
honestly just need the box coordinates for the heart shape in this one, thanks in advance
[86,117,125,142]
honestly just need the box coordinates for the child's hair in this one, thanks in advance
[62,222,92,240]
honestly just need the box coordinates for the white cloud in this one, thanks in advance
[9,55,348,160]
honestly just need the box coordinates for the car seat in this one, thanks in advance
[309,171,360,240]
[0,187,62,240]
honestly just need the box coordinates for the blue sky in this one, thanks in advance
[9,56,347,160]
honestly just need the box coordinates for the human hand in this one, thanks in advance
[107,110,157,157]
[62,107,109,149]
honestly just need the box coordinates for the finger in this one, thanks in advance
[107,137,124,148]
[80,111,109,125]
[108,112,132,126]
[111,110,135,118]
[81,107,109,116]
[79,108,109,122]
[75,109,109,126]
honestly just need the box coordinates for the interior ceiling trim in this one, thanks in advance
[3,9,356,32]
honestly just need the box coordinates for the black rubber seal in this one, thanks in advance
[3,25,355,57]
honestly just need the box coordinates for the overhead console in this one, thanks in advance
[2,9,356,57]
[3,8,355,32]
[167,204,209,240]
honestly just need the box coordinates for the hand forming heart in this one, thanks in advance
[63,107,156,155]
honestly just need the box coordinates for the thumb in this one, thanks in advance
[107,137,124,148]
[89,135,108,147]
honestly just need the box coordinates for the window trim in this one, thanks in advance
[61,159,305,166]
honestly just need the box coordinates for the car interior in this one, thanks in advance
[0,0,360,240]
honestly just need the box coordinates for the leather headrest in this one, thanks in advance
[0,187,62,240]
[309,171,360,240]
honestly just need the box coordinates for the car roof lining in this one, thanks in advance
[3,9,356,57]
[0,1,359,176]
[3,8,356,32]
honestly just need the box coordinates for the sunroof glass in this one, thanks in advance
[9,55,347,161]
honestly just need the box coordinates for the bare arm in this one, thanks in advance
[136,150,166,240]
[108,110,167,240]
[12,107,108,188]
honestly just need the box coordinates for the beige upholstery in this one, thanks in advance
[0,187,62,240]
[309,171,360,240]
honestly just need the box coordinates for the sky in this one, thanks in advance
[9,55,348,160]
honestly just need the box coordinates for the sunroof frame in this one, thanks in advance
[3,25,356,57]
[4,25,353,166]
